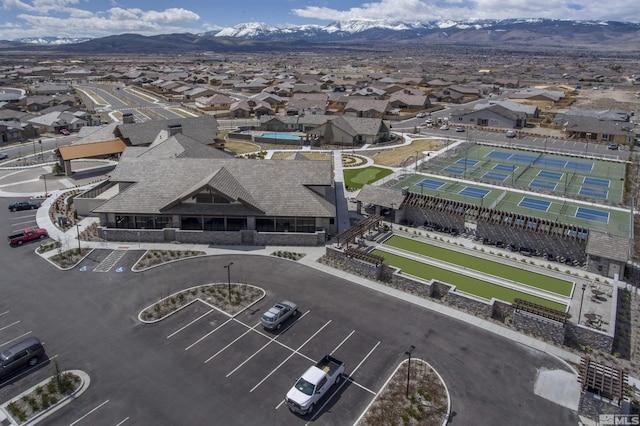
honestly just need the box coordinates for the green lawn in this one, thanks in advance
[383,236,573,297]
[343,166,393,189]
[373,249,567,311]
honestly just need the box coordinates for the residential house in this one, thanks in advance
[116,116,220,147]
[307,116,388,146]
[286,93,328,116]
[195,93,234,110]
[0,120,38,143]
[343,99,389,118]
[433,85,481,104]
[183,87,218,100]
[450,104,527,129]
[388,90,430,111]
[559,111,635,145]
[229,98,273,118]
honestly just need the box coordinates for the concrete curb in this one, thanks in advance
[0,369,90,426]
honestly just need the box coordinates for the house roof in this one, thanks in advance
[92,158,335,218]
[116,116,219,146]
[58,139,127,161]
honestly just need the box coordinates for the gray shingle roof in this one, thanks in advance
[93,158,335,218]
[117,116,219,146]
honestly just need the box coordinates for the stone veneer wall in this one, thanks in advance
[446,291,494,317]
[513,311,565,346]
[99,227,325,246]
[565,322,614,353]
[324,246,616,354]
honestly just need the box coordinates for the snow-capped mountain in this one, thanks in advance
[204,18,640,42]
[14,36,92,45]
[6,18,640,53]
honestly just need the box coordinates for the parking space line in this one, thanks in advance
[204,321,261,363]
[342,341,381,396]
[0,320,20,331]
[0,310,9,317]
[249,320,332,392]
[167,308,215,339]
[330,329,355,355]
[0,331,32,348]
[226,338,278,378]
[114,417,130,425]
[230,310,316,362]
[68,400,110,426]
[184,317,234,351]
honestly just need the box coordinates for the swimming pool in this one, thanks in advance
[260,132,301,140]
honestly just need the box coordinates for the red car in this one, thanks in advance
[59,129,70,135]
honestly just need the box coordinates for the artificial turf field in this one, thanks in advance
[374,235,572,311]
[343,166,394,189]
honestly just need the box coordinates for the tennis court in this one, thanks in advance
[583,177,610,187]
[529,179,557,191]
[459,187,490,198]
[417,178,446,189]
[579,187,608,199]
[575,207,609,223]
[482,171,509,182]
[519,197,551,211]
[538,170,563,180]
[456,158,479,167]
[494,164,517,172]
[442,165,467,175]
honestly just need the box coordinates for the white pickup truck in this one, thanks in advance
[285,354,345,415]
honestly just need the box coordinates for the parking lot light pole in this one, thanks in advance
[76,223,81,253]
[405,345,415,398]
[224,262,233,300]
[578,283,587,324]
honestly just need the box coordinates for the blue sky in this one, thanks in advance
[1,0,638,40]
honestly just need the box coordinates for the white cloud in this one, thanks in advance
[2,4,203,39]
[141,8,200,23]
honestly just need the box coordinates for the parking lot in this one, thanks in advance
[0,197,580,425]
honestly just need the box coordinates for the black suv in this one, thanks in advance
[8,200,41,212]
[0,337,46,379]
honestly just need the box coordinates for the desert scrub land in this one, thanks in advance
[360,359,449,426]
[140,283,264,322]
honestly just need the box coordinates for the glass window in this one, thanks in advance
[296,218,316,233]
[115,215,133,229]
[276,218,293,232]
[155,216,172,229]
[134,216,154,229]
[256,218,275,232]
[181,216,202,230]
[227,218,246,231]
[204,217,225,231]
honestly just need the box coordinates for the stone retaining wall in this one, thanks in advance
[324,246,617,354]
[513,311,565,346]
[565,322,614,353]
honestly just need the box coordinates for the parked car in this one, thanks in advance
[439,125,449,131]
[59,129,70,135]
[286,354,345,415]
[505,130,517,138]
[8,200,41,211]
[608,143,619,150]
[455,126,465,132]
[0,337,45,379]
[416,112,426,118]
[260,301,298,330]
[0,153,8,160]
[8,228,48,245]
[423,119,434,125]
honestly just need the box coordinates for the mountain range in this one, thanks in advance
[4,19,640,54]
